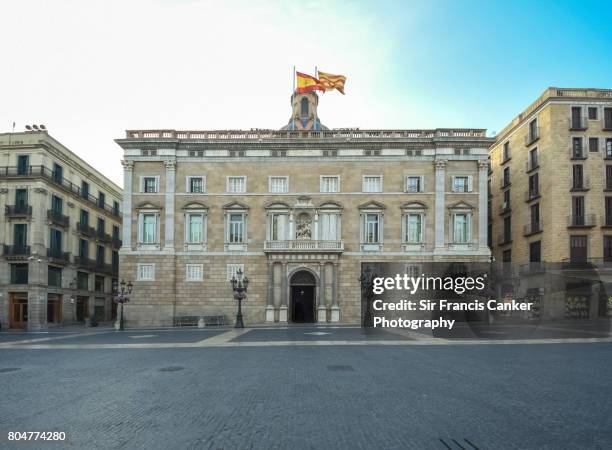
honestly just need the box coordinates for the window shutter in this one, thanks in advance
[419,175,425,192]
[451,176,456,192]
[467,176,473,192]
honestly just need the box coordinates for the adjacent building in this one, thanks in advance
[0,130,122,330]
[489,87,612,319]
[115,92,493,326]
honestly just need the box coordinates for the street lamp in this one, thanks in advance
[113,279,133,331]
[230,269,249,328]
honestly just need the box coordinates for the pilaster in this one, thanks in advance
[478,160,489,251]
[164,160,176,249]
[121,160,133,249]
[434,159,447,251]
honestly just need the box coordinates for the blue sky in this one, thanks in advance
[1,0,611,185]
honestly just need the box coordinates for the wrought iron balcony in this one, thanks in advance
[499,201,511,215]
[523,221,543,236]
[5,204,32,217]
[75,256,114,274]
[569,116,588,130]
[111,237,123,248]
[3,245,31,256]
[47,210,70,228]
[96,230,113,244]
[47,248,70,264]
[567,214,596,228]
[76,222,97,238]
[263,240,344,252]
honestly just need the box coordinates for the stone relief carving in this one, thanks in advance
[296,213,312,240]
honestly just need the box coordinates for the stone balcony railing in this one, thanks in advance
[263,240,344,252]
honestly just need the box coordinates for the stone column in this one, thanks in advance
[28,187,48,331]
[434,159,447,251]
[121,160,133,249]
[330,261,340,322]
[317,262,326,322]
[478,160,489,251]
[164,160,176,249]
[279,262,288,322]
[266,261,275,322]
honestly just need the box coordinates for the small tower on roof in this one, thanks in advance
[281,92,328,131]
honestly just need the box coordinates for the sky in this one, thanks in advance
[1,0,611,187]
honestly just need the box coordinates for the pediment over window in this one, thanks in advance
[223,201,249,210]
[136,201,161,210]
[358,200,386,210]
[183,201,208,210]
[401,201,428,210]
[317,200,343,209]
[447,200,474,210]
[264,201,291,209]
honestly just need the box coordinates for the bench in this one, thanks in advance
[173,315,228,327]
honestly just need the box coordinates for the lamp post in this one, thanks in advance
[230,268,249,328]
[113,279,133,331]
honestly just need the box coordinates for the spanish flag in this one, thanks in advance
[296,71,324,94]
[318,71,347,94]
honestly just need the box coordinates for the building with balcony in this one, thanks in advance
[489,87,612,320]
[115,92,493,326]
[0,131,122,330]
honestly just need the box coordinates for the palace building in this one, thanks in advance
[0,130,122,330]
[115,92,493,326]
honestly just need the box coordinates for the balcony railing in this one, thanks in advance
[499,201,511,214]
[523,221,543,236]
[524,127,539,146]
[47,210,70,228]
[76,222,97,238]
[111,237,123,248]
[263,240,344,252]
[5,204,32,217]
[567,214,596,227]
[74,256,115,275]
[570,147,586,160]
[96,230,113,244]
[571,177,590,191]
[0,166,121,218]
[47,248,70,264]
[3,245,31,256]
[569,116,587,130]
[525,189,540,202]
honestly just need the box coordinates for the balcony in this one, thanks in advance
[75,256,115,275]
[524,127,539,146]
[567,214,596,228]
[569,116,587,131]
[523,221,543,236]
[76,222,97,238]
[497,234,512,246]
[570,147,586,160]
[524,189,540,202]
[264,240,344,252]
[96,230,113,244]
[570,177,590,191]
[0,166,121,218]
[5,204,32,218]
[47,210,70,228]
[47,248,70,265]
[3,245,31,257]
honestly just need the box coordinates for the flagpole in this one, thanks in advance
[292,65,296,131]
[314,66,318,131]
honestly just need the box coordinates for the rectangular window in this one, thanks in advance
[319,213,339,241]
[606,197,612,226]
[320,176,339,193]
[228,213,245,243]
[97,218,105,235]
[95,275,105,292]
[503,141,510,161]
[270,213,288,241]
[570,235,588,263]
[112,225,120,240]
[227,264,245,281]
[453,176,469,192]
[142,213,157,244]
[453,213,468,243]
[49,228,62,254]
[605,108,612,129]
[363,213,380,243]
[588,107,598,120]
[531,203,540,229]
[571,106,584,129]
[572,165,584,189]
[269,176,288,193]
[98,192,105,208]
[187,176,205,193]
[112,251,119,272]
[606,139,612,158]
[79,239,88,259]
[573,196,585,224]
[528,118,538,142]
[53,163,63,183]
[15,188,27,207]
[187,214,204,243]
[227,176,246,193]
[17,155,29,175]
[405,176,423,193]
[503,167,510,186]
[51,195,63,214]
[137,264,155,281]
[529,148,538,169]
[11,264,29,284]
[14,223,28,249]
[77,271,89,290]
[405,213,423,243]
[572,137,584,158]
[503,249,512,263]
[503,216,512,242]
[96,245,105,265]
[142,177,158,193]
[529,241,541,263]
[80,209,89,226]
[48,266,62,287]
[589,137,599,153]
[607,166,612,189]
[528,173,539,198]
[362,176,382,193]
[186,264,204,281]
[604,236,612,262]
[81,181,89,199]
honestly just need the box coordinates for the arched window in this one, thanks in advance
[300,97,309,117]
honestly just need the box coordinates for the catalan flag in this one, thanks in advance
[318,71,347,94]
[295,71,324,94]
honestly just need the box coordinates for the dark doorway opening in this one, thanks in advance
[290,270,316,323]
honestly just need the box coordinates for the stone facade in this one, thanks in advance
[0,131,122,330]
[116,93,493,326]
[489,87,612,319]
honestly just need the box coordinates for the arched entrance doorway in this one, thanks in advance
[290,270,316,323]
